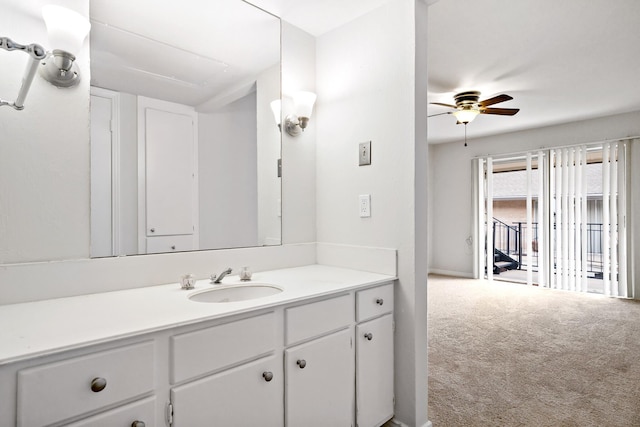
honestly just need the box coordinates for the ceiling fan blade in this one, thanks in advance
[427,112,452,118]
[480,107,520,116]
[430,102,456,108]
[478,94,513,107]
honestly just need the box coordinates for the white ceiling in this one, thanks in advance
[89,0,280,109]
[247,0,395,36]
[426,0,640,144]
[255,0,640,145]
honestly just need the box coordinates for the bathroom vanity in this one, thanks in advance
[0,265,395,427]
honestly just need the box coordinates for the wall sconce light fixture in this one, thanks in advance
[0,37,46,110]
[39,5,91,88]
[284,91,316,137]
[270,99,282,131]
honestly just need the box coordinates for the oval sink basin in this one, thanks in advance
[189,284,283,303]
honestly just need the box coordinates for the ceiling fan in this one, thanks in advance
[428,91,520,124]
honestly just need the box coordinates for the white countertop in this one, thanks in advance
[0,265,395,365]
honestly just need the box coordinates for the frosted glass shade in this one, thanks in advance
[453,109,480,124]
[293,91,316,119]
[270,99,281,125]
[42,5,91,55]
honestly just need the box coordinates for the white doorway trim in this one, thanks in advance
[90,86,121,256]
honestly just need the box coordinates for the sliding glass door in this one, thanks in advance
[474,141,631,297]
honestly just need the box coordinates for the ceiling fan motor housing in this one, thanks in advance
[454,91,480,108]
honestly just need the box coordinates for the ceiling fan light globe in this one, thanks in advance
[453,109,479,124]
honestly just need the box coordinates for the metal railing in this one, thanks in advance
[492,218,604,277]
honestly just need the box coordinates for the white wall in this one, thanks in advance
[199,92,259,249]
[316,0,429,425]
[0,0,90,264]
[429,110,640,296]
[281,23,316,244]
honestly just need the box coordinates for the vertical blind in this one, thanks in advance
[476,140,630,297]
[549,142,628,296]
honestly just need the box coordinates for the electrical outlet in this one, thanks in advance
[359,141,371,166]
[359,194,371,217]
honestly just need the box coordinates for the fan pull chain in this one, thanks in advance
[464,124,468,147]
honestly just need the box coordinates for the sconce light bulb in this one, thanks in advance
[42,5,91,56]
[270,99,282,126]
[292,91,316,119]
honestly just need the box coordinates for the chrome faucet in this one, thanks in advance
[211,267,232,284]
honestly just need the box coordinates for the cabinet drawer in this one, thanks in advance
[17,341,155,427]
[171,312,276,383]
[146,234,194,253]
[285,294,353,345]
[356,283,394,322]
[65,396,155,427]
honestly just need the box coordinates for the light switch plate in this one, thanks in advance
[359,141,371,166]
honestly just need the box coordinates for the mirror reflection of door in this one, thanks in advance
[142,101,198,254]
[90,88,117,258]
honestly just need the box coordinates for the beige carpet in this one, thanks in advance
[427,275,640,427]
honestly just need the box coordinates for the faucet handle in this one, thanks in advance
[210,274,217,284]
[181,274,195,290]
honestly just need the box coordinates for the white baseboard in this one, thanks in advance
[429,268,474,279]
[386,419,432,427]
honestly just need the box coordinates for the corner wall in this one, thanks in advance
[429,110,640,297]
[316,0,429,424]
[199,93,259,249]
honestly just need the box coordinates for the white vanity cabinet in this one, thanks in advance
[355,284,395,427]
[284,294,355,426]
[0,275,396,427]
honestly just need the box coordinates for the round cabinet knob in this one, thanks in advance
[296,359,307,369]
[376,298,384,306]
[150,228,155,233]
[90,377,107,392]
[263,371,274,382]
[171,245,176,250]
[131,422,146,427]
[364,332,373,341]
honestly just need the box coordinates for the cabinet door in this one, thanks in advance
[356,314,394,427]
[285,328,354,427]
[171,354,282,427]
[145,107,195,237]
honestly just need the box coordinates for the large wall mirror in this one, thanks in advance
[89,0,281,257]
